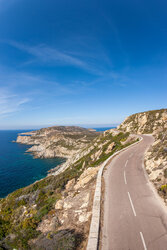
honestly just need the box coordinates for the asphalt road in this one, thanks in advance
[102,135,167,250]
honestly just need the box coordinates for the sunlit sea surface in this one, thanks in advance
[0,130,65,198]
[0,127,115,198]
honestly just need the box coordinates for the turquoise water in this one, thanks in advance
[0,130,65,198]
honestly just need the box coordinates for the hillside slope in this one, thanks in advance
[16,126,100,175]
[0,128,138,249]
[118,109,167,134]
[118,108,167,204]
[16,126,99,159]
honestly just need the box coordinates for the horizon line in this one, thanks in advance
[0,123,119,130]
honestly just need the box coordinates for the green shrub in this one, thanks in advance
[160,184,167,195]
[0,218,9,240]
[0,129,136,249]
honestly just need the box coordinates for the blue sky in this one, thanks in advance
[0,0,167,129]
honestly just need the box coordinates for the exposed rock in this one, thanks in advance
[162,112,167,121]
[65,179,75,191]
[0,125,138,249]
[104,129,120,136]
[16,126,99,175]
[105,142,115,154]
[80,193,90,208]
[63,201,73,210]
[79,212,91,223]
[118,108,167,204]
[37,216,60,233]
[74,166,100,190]
[55,200,64,210]
[57,182,94,231]
[91,149,102,161]
[16,126,99,160]
[119,109,167,134]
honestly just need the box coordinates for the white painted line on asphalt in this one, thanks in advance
[140,232,147,250]
[128,192,136,216]
[124,171,127,184]
[125,160,128,167]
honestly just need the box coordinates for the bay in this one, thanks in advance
[0,130,64,198]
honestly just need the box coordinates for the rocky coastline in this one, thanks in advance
[0,125,138,249]
[16,126,99,175]
[1,110,167,249]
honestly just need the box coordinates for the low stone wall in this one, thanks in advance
[86,136,143,250]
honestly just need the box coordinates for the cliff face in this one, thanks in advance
[16,126,99,159]
[118,109,167,134]
[0,128,137,249]
[118,108,167,204]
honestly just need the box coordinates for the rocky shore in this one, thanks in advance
[0,126,137,249]
[1,109,166,249]
[16,126,99,175]
[16,126,99,158]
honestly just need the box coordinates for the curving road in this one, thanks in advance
[102,135,167,250]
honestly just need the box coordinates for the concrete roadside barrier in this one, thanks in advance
[86,136,143,250]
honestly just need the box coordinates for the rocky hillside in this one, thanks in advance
[0,128,138,249]
[118,108,167,134]
[16,126,99,159]
[118,108,167,204]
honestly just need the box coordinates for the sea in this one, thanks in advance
[0,127,115,198]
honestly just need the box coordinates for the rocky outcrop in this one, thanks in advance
[118,109,167,134]
[74,166,100,190]
[16,126,99,160]
[0,126,138,249]
[37,166,96,249]
[144,130,167,204]
[118,108,167,204]
[105,142,115,154]
[16,125,99,174]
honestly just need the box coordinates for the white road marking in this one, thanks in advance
[124,171,127,184]
[127,192,136,216]
[140,232,147,250]
[125,160,128,167]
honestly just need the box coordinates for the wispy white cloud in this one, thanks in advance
[74,70,130,90]
[0,88,30,117]
[5,40,111,76]
[7,41,90,68]
[0,63,93,98]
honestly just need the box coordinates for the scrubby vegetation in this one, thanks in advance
[0,129,137,249]
[119,108,167,205]
[119,108,167,134]
[159,184,167,200]
[17,125,99,159]
[31,229,84,250]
